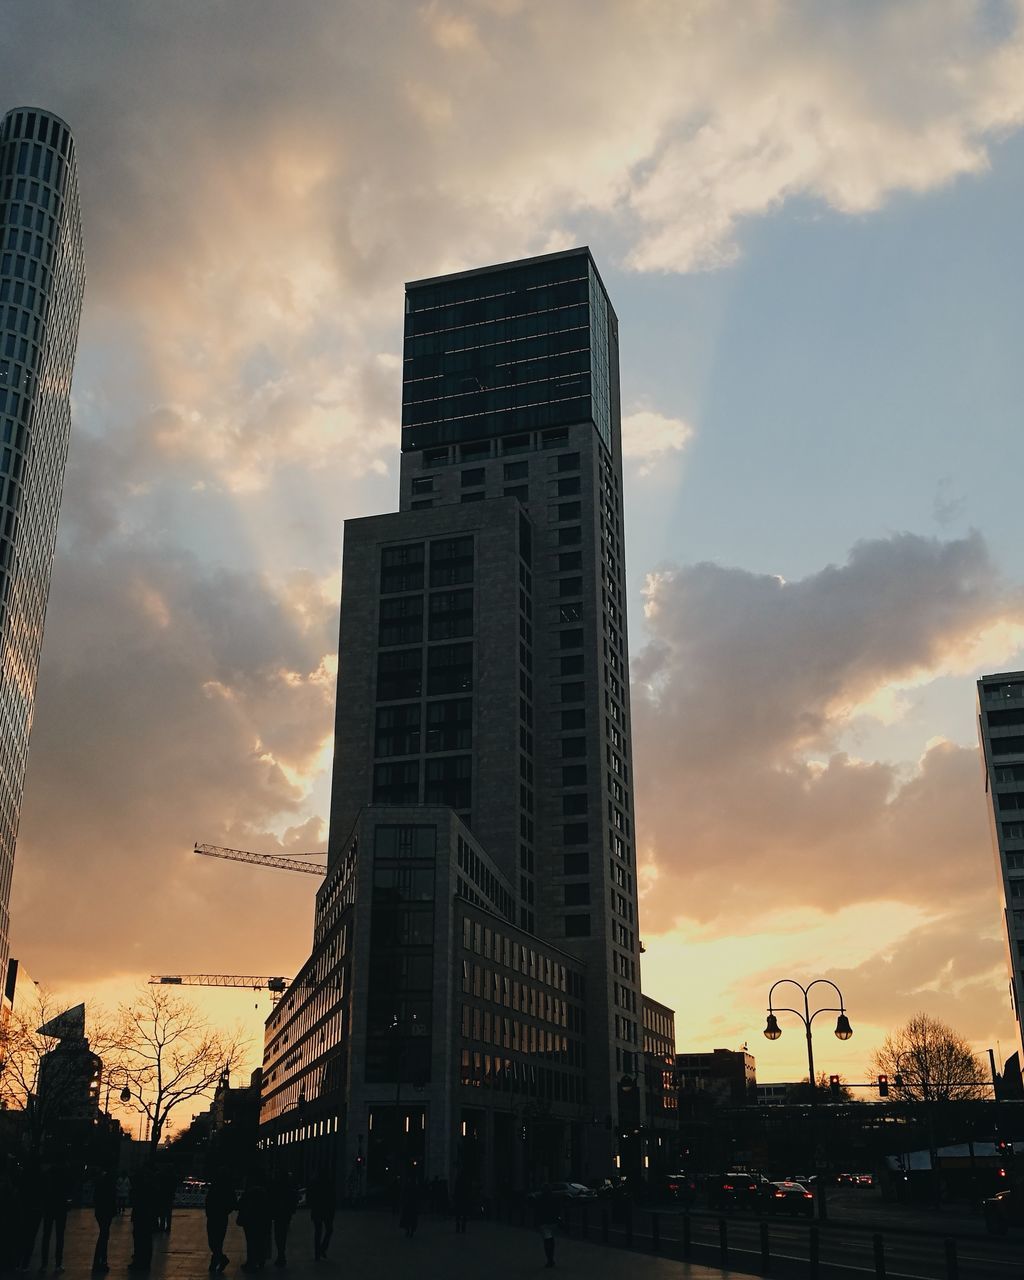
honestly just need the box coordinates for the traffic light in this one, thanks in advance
[893,1072,903,1089]
[829,1074,841,1100]
[877,1074,889,1098]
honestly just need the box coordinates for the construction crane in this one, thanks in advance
[194,842,326,877]
[150,974,291,994]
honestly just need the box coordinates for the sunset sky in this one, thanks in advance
[3,1,1024,1110]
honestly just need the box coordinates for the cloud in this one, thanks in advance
[622,409,695,473]
[1,1,1022,494]
[11,542,337,985]
[632,531,1024,930]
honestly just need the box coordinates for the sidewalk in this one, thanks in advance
[28,1208,741,1280]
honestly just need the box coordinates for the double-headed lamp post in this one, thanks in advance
[763,978,853,1101]
[763,978,852,1222]
[103,1066,132,1114]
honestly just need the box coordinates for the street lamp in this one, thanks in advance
[103,1066,131,1113]
[763,978,853,1222]
[763,978,853,1094]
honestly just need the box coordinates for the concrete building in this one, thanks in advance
[0,107,85,976]
[977,671,1024,1057]
[641,995,678,1171]
[261,248,668,1195]
[676,1049,757,1108]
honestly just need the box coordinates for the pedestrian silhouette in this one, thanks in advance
[237,1172,271,1272]
[270,1169,299,1267]
[204,1172,238,1272]
[129,1167,159,1272]
[91,1167,117,1272]
[398,1165,418,1238]
[306,1166,336,1261]
[16,1156,42,1271]
[39,1162,71,1271]
[451,1166,471,1234]
[536,1186,560,1268]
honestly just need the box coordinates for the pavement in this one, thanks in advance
[23,1208,740,1280]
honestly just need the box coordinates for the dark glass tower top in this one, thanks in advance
[402,247,616,454]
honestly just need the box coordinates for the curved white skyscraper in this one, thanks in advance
[0,106,85,977]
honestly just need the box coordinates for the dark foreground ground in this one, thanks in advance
[17,1207,734,1280]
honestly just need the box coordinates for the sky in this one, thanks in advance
[3,0,1024,1105]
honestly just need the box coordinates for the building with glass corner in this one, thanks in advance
[0,107,85,981]
[260,249,673,1198]
[977,671,1024,1060]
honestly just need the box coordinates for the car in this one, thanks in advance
[706,1172,762,1211]
[664,1172,697,1201]
[854,1173,874,1189]
[527,1181,594,1202]
[834,1172,856,1186]
[983,1189,1022,1235]
[173,1178,209,1207]
[766,1181,815,1217]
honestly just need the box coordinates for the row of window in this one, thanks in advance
[459,1049,585,1104]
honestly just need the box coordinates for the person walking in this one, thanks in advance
[16,1156,42,1271]
[237,1173,271,1272]
[270,1170,298,1267]
[204,1173,238,1272]
[155,1165,176,1234]
[306,1167,335,1261]
[91,1167,117,1273]
[398,1165,418,1239]
[536,1186,560,1269]
[451,1167,471,1234]
[129,1167,159,1272]
[39,1162,70,1272]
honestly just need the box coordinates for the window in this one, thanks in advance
[373,760,419,804]
[424,447,449,467]
[380,543,424,593]
[563,852,589,875]
[461,441,489,461]
[563,823,589,844]
[377,649,422,701]
[560,683,584,703]
[556,451,580,471]
[379,595,423,646]
[556,477,580,496]
[559,576,582,598]
[504,486,528,502]
[542,429,569,449]
[562,794,588,816]
[375,704,421,757]
[461,491,485,503]
[425,698,472,752]
[428,588,473,640]
[502,433,530,454]
[564,883,590,906]
[430,535,474,586]
[558,526,581,546]
[461,467,485,487]
[411,476,434,493]
[504,461,528,481]
[560,656,584,676]
[428,643,473,694]
[411,499,433,510]
[562,765,587,785]
[561,737,586,758]
[559,604,581,623]
[424,755,471,810]
[561,709,585,729]
[555,502,581,521]
[564,914,591,937]
[559,552,582,573]
[560,629,584,649]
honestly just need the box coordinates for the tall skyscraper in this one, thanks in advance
[261,249,674,1192]
[0,108,85,978]
[977,671,1024,1058]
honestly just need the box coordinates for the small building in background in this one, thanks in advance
[676,1048,757,1109]
[641,995,677,1173]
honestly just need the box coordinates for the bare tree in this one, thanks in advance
[871,1013,987,1103]
[112,986,249,1150]
[0,988,115,1151]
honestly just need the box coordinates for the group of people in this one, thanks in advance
[0,1157,73,1272]
[206,1166,336,1273]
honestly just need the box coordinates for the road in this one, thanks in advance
[565,1202,1022,1280]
